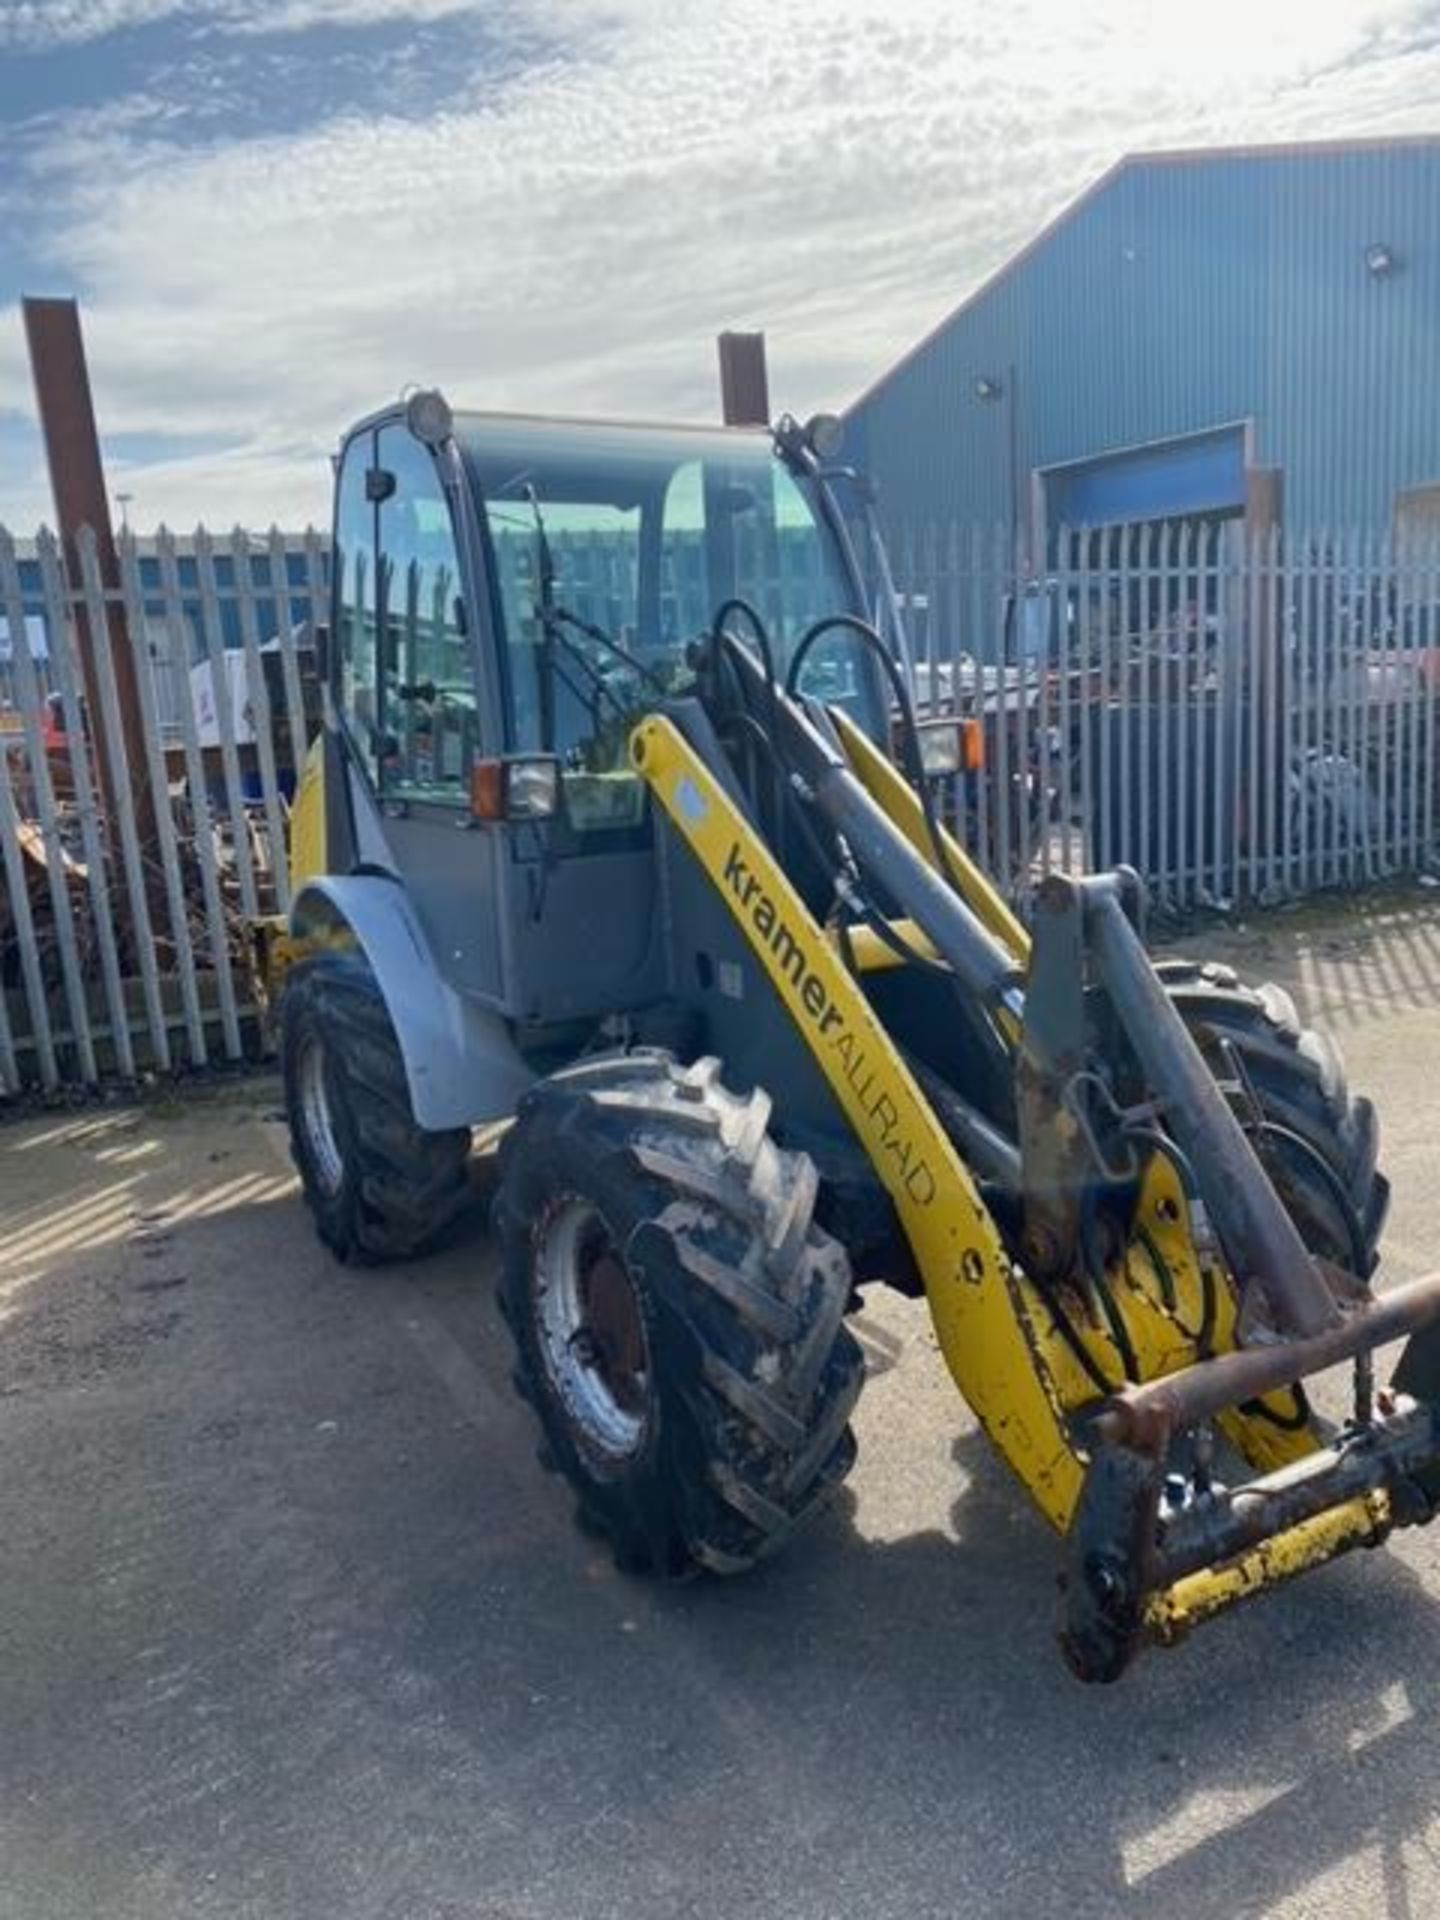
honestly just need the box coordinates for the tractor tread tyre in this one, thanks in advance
[283,953,471,1265]
[1156,958,1388,1274]
[494,1050,863,1577]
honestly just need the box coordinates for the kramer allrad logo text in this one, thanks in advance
[722,842,936,1206]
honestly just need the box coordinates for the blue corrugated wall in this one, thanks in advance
[844,140,1440,538]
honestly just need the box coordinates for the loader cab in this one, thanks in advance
[326,399,881,1038]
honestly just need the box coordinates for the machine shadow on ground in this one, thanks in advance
[815,1425,1440,1919]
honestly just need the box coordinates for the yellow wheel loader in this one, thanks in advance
[266,391,1440,1680]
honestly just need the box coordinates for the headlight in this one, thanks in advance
[469,755,561,821]
[505,756,561,820]
[914,717,985,777]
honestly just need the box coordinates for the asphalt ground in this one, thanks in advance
[5,889,1440,1919]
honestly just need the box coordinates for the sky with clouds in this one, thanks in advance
[1,0,1438,530]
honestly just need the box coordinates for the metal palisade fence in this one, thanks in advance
[869,518,1440,914]
[1,513,1438,1099]
[0,523,326,1099]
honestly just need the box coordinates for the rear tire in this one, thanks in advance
[282,953,471,1264]
[495,1050,863,1576]
[1158,959,1388,1276]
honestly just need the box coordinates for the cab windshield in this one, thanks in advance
[461,417,871,830]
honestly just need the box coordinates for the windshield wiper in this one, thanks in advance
[550,627,640,724]
[523,484,560,748]
[542,602,665,692]
[518,484,665,708]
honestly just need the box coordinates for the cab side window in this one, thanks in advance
[374,425,476,803]
[333,433,378,784]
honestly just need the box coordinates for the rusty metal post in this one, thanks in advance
[22,295,158,860]
[717,331,770,427]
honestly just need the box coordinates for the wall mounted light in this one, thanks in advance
[1365,242,1397,277]
[974,376,1004,401]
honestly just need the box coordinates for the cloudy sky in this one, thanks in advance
[1,0,1438,530]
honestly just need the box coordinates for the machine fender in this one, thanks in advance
[289,874,534,1129]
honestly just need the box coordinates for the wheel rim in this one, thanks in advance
[297,1034,345,1197]
[532,1196,652,1464]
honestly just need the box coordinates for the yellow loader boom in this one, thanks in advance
[630,670,1440,1681]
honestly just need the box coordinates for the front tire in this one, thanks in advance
[282,953,471,1263]
[1160,958,1388,1275]
[495,1051,863,1576]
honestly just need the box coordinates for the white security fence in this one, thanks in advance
[0,525,326,1098]
[1,515,1437,1099]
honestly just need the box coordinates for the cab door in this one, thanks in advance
[331,419,506,1005]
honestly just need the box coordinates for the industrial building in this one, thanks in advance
[844,136,1440,559]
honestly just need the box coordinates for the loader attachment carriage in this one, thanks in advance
[271,390,1440,1679]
